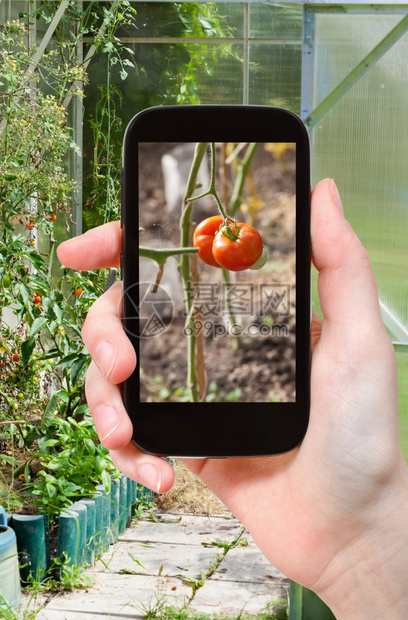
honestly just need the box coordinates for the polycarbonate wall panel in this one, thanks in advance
[101,2,303,116]
[306,10,408,457]
[249,42,302,109]
[310,13,408,341]
[0,1,26,22]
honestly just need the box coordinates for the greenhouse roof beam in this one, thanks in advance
[307,4,408,14]
[304,13,408,130]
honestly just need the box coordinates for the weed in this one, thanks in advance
[139,596,288,619]
[23,552,94,595]
[0,593,41,620]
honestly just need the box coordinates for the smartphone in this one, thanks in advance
[121,105,310,458]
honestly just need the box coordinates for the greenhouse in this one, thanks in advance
[0,1,407,618]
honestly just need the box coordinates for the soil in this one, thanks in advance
[137,142,296,403]
[156,461,227,515]
[0,424,44,515]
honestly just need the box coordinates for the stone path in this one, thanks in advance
[26,512,288,619]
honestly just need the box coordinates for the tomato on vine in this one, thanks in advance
[193,216,264,271]
[212,222,263,271]
[193,215,224,268]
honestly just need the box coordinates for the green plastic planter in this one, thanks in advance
[119,475,128,534]
[92,491,104,559]
[76,499,96,566]
[130,479,138,517]
[95,484,111,552]
[126,477,133,527]
[138,485,152,503]
[10,514,49,583]
[56,504,87,568]
[289,581,336,620]
[110,477,120,544]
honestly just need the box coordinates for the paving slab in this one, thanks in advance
[211,543,286,583]
[121,513,243,546]
[38,612,144,620]
[92,538,220,579]
[189,579,288,618]
[36,573,190,620]
[24,513,288,619]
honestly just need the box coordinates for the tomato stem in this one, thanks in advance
[139,245,199,266]
[229,142,259,216]
[180,142,209,403]
[187,143,240,241]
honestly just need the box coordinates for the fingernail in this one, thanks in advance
[94,341,116,380]
[137,463,161,494]
[94,405,120,443]
[330,179,344,216]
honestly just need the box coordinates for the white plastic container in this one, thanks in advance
[0,506,21,610]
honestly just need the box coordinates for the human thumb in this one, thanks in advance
[311,179,383,335]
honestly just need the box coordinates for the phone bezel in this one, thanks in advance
[122,105,310,458]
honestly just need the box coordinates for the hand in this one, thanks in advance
[57,179,408,618]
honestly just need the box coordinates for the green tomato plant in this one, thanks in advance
[0,19,117,520]
[0,3,245,522]
[26,415,115,523]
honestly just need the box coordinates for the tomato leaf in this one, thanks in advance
[70,355,89,387]
[21,337,35,367]
[30,317,48,338]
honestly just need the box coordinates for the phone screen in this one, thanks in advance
[125,141,297,404]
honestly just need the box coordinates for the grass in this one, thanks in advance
[0,594,41,620]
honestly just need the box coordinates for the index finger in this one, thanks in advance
[57,221,122,270]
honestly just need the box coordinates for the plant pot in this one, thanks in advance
[56,504,87,568]
[129,479,138,517]
[109,477,120,544]
[138,485,152,503]
[95,484,111,553]
[10,514,49,583]
[75,499,96,567]
[92,490,104,559]
[0,506,21,610]
[119,474,128,535]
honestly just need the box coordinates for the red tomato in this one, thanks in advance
[193,215,224,268]
[12,353,19,362]
[212,222,263,271]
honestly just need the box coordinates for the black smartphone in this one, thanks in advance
[121,105,310,458]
